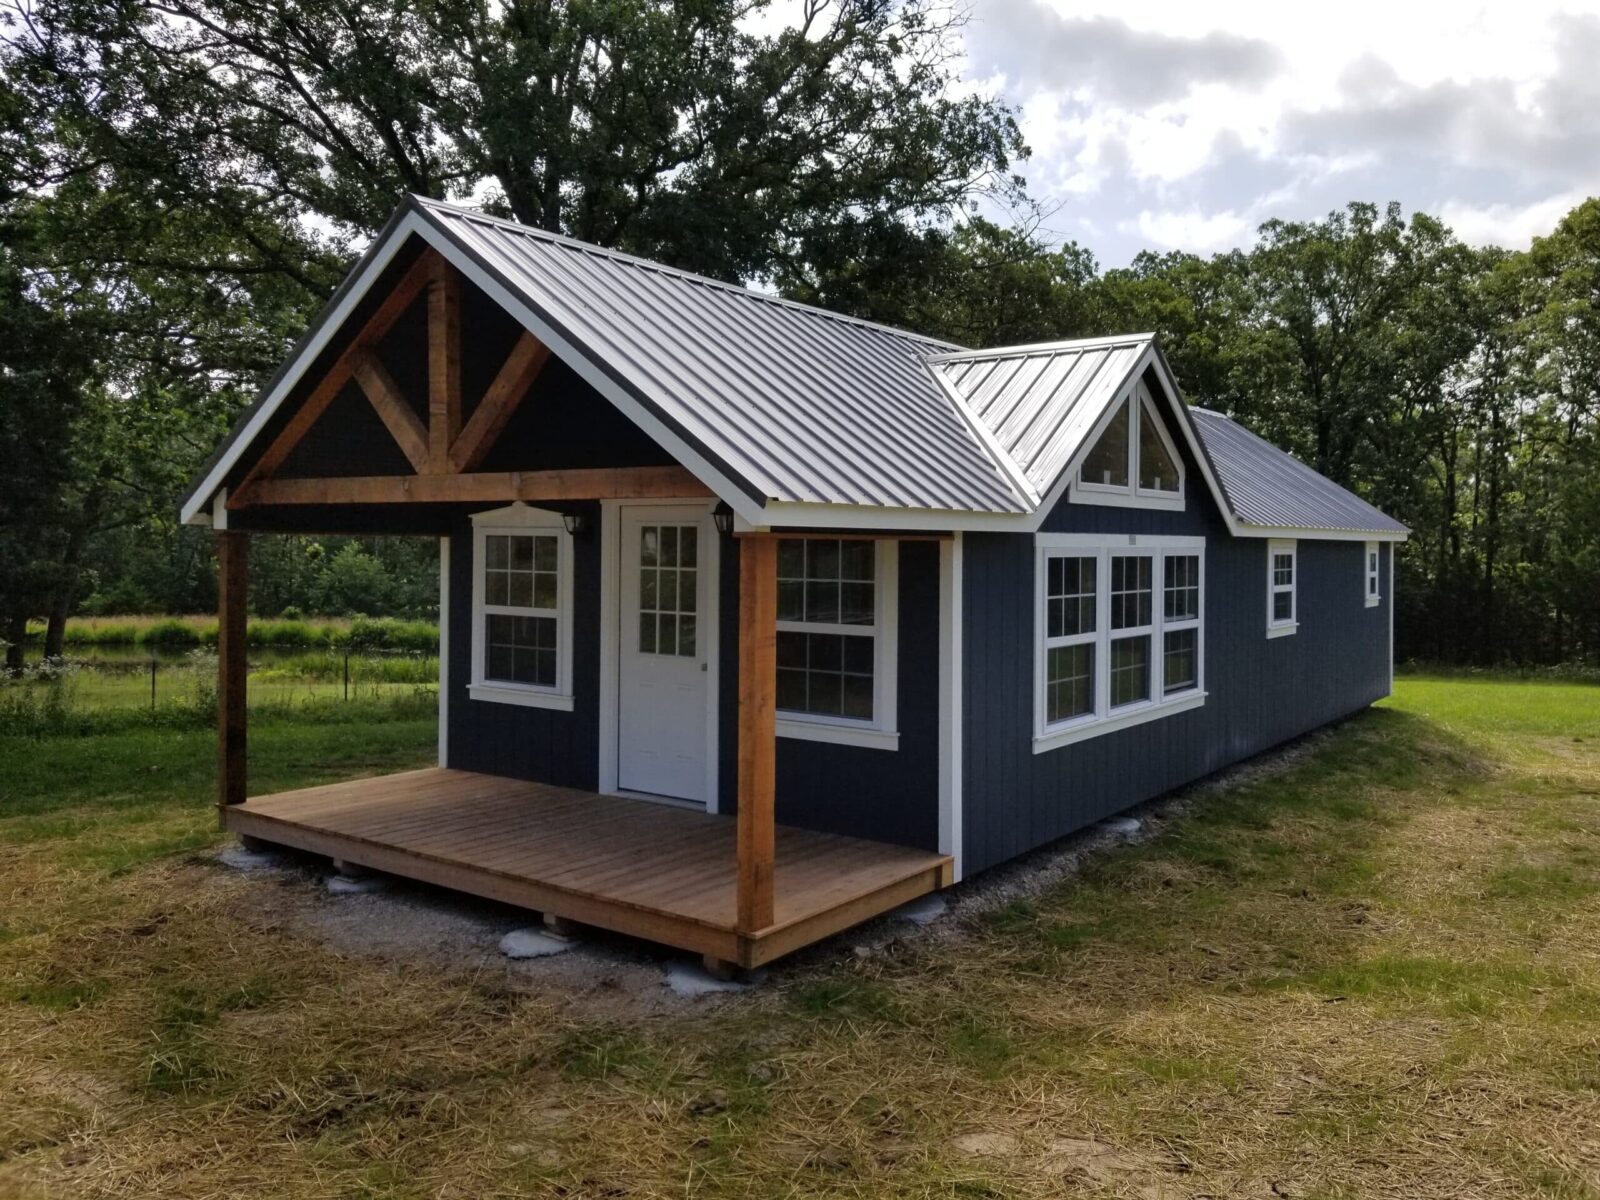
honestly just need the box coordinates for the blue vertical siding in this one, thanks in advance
[960,399,1393,875]
[717,538,943,852]
[445,505,602,790]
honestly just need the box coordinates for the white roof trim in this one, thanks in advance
[926,367,1040,508]
[925,332,1158,364]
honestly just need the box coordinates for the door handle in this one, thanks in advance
[700,662,708,672]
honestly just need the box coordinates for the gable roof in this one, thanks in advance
[182,197,1406,540]
[416,198,1027,514]
[929,334,1155,503]
[1188,409,1409,536]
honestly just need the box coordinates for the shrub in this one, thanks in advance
[278,605,305,622]
[247,620,328,648]
[312,545,394,616]
[340,617,438,653]
[138,620,203,647]
[63,623,141,646]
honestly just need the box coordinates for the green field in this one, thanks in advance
[2,675,1598,1198]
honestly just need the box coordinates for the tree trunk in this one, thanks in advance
[4,614,27,675]
[44,488,102,658]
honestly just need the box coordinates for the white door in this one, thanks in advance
[618,507,716,803]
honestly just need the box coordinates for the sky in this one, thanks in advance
[956,0,1600,266]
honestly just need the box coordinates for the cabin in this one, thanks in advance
[181,195,1407,973]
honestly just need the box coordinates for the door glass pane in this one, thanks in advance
[636,523,698,657]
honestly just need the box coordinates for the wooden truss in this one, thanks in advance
[228,248,707,507]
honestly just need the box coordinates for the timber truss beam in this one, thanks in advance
[230,247,576,508]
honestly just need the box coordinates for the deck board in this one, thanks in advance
[223,768,950,967]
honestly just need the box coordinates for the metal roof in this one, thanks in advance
[181,198,1407,539]
[929,335,1153,497]
[1188,408,1409,535]
[415,198,1027,513]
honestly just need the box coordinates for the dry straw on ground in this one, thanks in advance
[4,682,1600,1197]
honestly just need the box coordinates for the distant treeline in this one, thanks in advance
[2,1,1594,669]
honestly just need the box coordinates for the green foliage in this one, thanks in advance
[140,619,202,647]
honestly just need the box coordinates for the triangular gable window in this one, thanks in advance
[1079,399,1130,488]
[1074,383,1185,509]
[1138,398,1181,494]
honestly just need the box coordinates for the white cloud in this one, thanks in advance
[1125,208,1251,252]
[962,0,1598,264]
[1438,191,1595,249]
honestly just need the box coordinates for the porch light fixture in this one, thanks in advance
[713,502,734,537]
[562,511,588,537]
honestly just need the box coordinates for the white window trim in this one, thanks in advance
[1267,538,1298,638]
[1033,533,1206,754]
[1364,541,1382,607]
[775,539,899,751]
[468,503,576,711]
[1070,382,1187,512]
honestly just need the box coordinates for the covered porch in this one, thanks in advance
[223,768,950,968]
[202,235,956,970]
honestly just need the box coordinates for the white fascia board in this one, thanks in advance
[179,218,422,525]
[924,332,1157,363]
[181,208,769,529]
[1233,523,1410,543]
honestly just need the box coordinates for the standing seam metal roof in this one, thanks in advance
[182,197,1409,537]
[931,336,1152,493]
[1188,408,1409,534]
[416,198,1028,513]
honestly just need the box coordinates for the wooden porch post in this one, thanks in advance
[217,531,249,808]
[736,534,778,934]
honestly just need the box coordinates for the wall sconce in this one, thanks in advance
[712,502,734,537]
[562,511,588,537]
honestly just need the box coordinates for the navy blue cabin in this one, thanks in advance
[184,196,1405,969]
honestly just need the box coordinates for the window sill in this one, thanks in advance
[1033,689,1206,754]
[467,683,575,712]
[1365,596,1381,608]
[776,717,899,751]
[1266,622,1298,639]
[1069,486,1186,512]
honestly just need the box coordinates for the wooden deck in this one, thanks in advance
[222,768,952,968]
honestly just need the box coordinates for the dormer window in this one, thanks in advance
[1073,383,1186,510]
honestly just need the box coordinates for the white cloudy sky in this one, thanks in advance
[955,0,1600,266]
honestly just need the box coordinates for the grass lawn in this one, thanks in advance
[2,676,1598,1197]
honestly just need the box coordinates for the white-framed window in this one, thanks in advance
[1267,539,1297,638]
[1071,382,1186,511]
[775,537,899,750]
[469,504,575,710]
[1035,534,1205,752]
[1364,541,1381,607]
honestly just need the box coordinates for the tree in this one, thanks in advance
[8,0,1026,282]
[0,220,92,670]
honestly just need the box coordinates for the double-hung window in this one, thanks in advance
[469,505,575,710]
[1267,539,1297,637]
[1035,535,1205,751]
[774,538,898,749]
[1364,541,1381,607]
